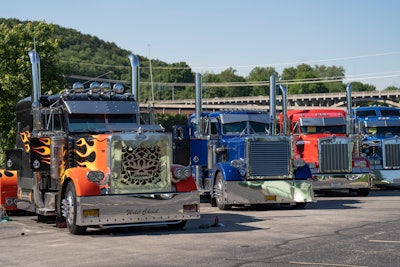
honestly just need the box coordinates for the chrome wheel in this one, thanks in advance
[62,181,87,235]
[213,173,231,210]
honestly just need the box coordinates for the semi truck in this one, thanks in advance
[0,50,200,234]
[353,106,400,188]
[282,84,372,196]
[173,74,314,210]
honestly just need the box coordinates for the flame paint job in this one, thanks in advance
[19,130,30,152]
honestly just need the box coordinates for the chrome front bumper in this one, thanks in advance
[312,173,372,190]
[75,191,200,226]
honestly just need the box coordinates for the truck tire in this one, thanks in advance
[63,181,87,235]
[356,188,370,196]
[167,220,187,229]
[214,173,231,210]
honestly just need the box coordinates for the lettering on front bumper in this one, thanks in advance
[126,208,159,216]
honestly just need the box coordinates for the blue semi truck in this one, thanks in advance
[353,106,400,188]
[173,74,314,210]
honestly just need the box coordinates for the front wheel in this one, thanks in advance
[62,181,87,235]
[213,173,231,210]
[356,188,370,196]
[295,202,307,209]
[167,220,187,229]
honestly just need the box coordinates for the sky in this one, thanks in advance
[1,0,400,90]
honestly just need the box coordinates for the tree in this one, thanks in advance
[350,82,376,92]
[247,66,278,96]
[314,65,345,93]
[0,21,65,164]
[282,64,326,94]
[383,85,400,91]
[218,67,249,97]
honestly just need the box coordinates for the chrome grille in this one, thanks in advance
[109,133,172,194]
[248,140,290,178]
[383,141,400,169]
[319,137,351,173]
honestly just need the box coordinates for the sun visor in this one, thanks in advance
[219,113,269,124]
[62,100,139,114]
[300,117,345,126]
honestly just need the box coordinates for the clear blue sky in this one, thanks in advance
[1,0,400,90]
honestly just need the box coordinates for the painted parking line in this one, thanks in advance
[290,262,366,267]
[369,239,400,243]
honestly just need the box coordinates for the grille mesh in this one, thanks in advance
[249,141,290,177]
[383,143,400,168]
[319,140,350,173]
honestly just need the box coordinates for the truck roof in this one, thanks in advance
[287,109,346,118]
[354,106,400,117]
[189,110,270,124]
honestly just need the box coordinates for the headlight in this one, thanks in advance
[173,166,191,180]
[353,160,367,168]
[369,159,381,165]
[86,171,105,183]
[307,162,316,169]
[293,158,305,168]
[231,159,245,169]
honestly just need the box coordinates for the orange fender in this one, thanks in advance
[62,168,101,196]
[0,169,18,210]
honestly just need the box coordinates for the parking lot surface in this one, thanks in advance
[1,189,400,267]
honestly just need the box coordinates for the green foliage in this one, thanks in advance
[247,67,278,96]
[383,85,400,91]
[157,114,188,132]
[0,20,65,163]
[350,82,376,92]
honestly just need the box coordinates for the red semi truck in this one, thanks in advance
[281,84,372,195]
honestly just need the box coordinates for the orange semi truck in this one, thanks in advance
[281,84,372,195]
[0,50,200,233]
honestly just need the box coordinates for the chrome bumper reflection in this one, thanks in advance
[224,180,315,205]
[371,169,400,187]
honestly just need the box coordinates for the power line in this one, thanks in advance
[59,51,400,72]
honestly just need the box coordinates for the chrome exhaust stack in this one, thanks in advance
[346,83,353,135]
[279,84,288,135]
[128,53,140,102]
[194,73,202,137]
[28,50,42,131]
[269,75,276,135]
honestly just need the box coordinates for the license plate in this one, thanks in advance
[83,209,99,218]
[331,182,341,188]
[265,195,277,201]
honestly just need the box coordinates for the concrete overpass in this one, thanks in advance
[144,90,400,114]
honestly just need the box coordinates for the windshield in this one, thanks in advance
[366,126,400,136]
[222,121,267,134]
[68,114,138,133]
[300,125,346,134]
